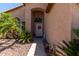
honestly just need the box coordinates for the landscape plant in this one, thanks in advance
[73,29,79,37]
[54,40,79,56]
[0,12,32,43]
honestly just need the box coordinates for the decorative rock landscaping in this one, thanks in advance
[0,39,31,56]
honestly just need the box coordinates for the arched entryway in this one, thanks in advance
[31,8,44,38]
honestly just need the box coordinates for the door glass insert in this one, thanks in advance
[34,17,42,23]
[38,25,41,29]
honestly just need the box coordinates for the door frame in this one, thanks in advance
[31,9,44,38]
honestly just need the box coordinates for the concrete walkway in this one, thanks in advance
[34,38,46,56]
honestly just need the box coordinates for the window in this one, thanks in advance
[34,17,42,23]
[15,17,20,23]
[22,21,25,31]
[15,17,25,31]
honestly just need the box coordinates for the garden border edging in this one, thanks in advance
[27,43,37,56]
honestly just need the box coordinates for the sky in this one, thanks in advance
[0,3,22,12]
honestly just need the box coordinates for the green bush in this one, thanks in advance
[73,29,79,37]
[0,13,21,39]
[0,12,32,43]
[54,40,79,56]
[19,31,32,43]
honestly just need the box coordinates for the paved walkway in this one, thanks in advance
[34,38,46,56]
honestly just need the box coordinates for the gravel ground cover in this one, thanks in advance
[0,39,31,56]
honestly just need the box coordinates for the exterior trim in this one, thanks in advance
[31,10,44,38]
[5,4,24,13]
[46,3,55,13]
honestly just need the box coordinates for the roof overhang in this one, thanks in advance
[46,3,55,13]
[5,4,25,13]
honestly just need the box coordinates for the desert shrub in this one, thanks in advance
[54,40,79,56]
[19,31,32,43]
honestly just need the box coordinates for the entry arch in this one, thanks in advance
[31,8,44,37]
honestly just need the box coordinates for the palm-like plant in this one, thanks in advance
[0,13,21,39]
[73,29,79,37]
[0,13,32,43]
[54,40,79,56]
[19,30,32,43]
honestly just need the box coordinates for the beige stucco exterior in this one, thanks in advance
[45,3,72,47]
[7,6,25,22]
[6,3,79,48]
[71,4,79,29]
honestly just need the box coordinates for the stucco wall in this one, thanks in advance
[7,6,25,22]
[45,3,72,48]
[71,4,79,29]
[25,3,47,32]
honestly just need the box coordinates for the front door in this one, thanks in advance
[35,23,43,37]
[32,10,44,38]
